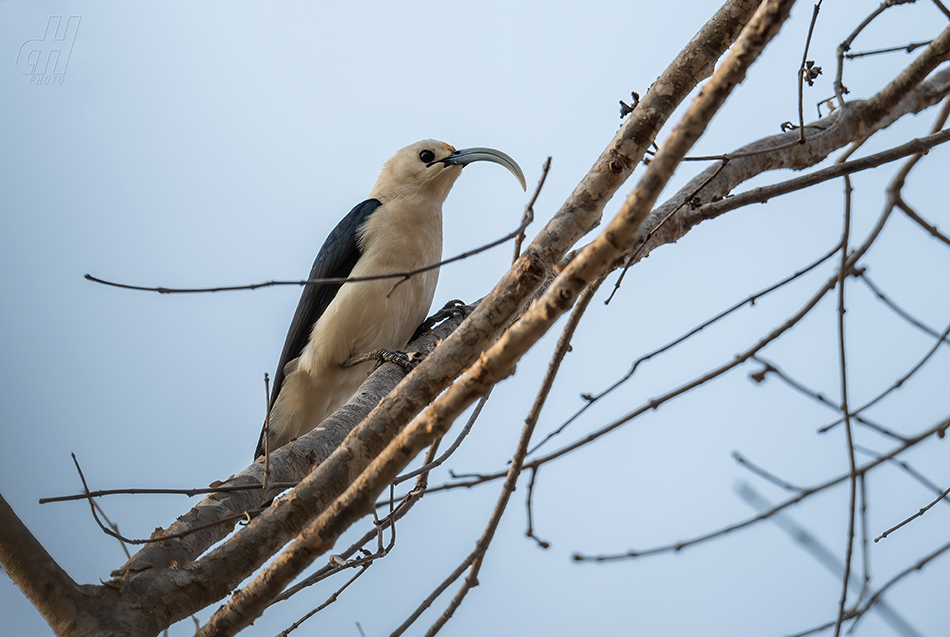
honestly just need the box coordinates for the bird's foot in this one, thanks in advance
[413,299,471,339]
[342,348,421,371]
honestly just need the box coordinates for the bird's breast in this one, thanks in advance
[300,200,443,372]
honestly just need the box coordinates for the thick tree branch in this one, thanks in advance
[694,127,950,220]
[145,22,948,637]
[106,306,471,635]
[635,61,950,264]
[187,2,766,634]
[0,494,113,635]
[13,3,950,636]
[380,0,798,483]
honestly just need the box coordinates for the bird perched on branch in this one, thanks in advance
[255,140,525,458]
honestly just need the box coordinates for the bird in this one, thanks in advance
[255,140,526,458]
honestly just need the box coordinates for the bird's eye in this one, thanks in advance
[419,150,436,164]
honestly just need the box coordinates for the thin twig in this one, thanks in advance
[91,500,131,560]
[855,444,950,506]
[513,157,552,263]
[70,454,262,546]
[694,129,950,220]
[831,171,856,637]
[875,484,950,541]
[393,391,491,486]
[277,565,370,637]
[572,417,949,562]
[845,40,933,58]
[843,538,950,634]
[605,158,729,304]
[897,198,950,247]
[732,451,804,491]
[394,278,603,637]
[71,457,271,546]
[524,467,550,549]
[737,483,924,637]
[751,354,907,441]
[858,271,950,346]
[71,454,133,546]
[834,1,910,106]
[850,539,950,626]
[274,438,444,605]
[818,317,950,433]
[858,474,870,604]
[425,280,602,636]
[263,373,271,491]
[750,355,837,410]
[85,208,538,296]
[798,2,823,143]
[528,244,839,456]
[40,482,298,504]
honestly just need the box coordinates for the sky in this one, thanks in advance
[2,1,949,636]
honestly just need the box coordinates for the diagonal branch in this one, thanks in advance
[630,61,950,269]
[190,1,777,634]
[573,417,950,562]
[0,494,104,635]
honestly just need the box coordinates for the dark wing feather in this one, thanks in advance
[255,199,381,459]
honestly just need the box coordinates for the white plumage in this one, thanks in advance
[256,140,525,458]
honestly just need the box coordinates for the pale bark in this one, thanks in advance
[195,0,795,631]
[4,3,950,636]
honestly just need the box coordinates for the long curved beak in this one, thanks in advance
[438,147,527,191]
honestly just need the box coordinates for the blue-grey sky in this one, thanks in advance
[2,2,949,636]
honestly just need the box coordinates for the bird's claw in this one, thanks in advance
[342,348,420,372]
[376,348,419,371]
[414,299,471,339]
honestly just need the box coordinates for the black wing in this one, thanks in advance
[255,199,381,458]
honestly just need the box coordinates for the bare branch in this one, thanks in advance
[83,209,538,296]
[401,278,603,637]
[875,484,950,542]
[277,564,371,637]
[737,483,925,637]
[189,10,782,631]
[846,40,934,59]
[732,451,805,491]
[852,539,950,623]
[834,0,917,106]
[39,483,299,505]
[572,417,950,562]
[694,128,950,221]
[0,493,94,635]
[897,197,950,247]
[530,244,839,456]
[513,157,552,262]
[818,317,950,433]
[751,355,907,441]
[627,64,950,270]
[392,390,491,486]
[9,4,950,636]
[832,171,856,637]
[798,2,823,142]
[856,445,950,506]
[858,271,950,346]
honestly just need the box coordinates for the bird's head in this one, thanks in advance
[370,139,526,206]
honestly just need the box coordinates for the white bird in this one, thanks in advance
[255,140,525,458]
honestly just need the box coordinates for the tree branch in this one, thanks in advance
[188,2,768,633]
[0,494,105,635]
[630,61,950,268]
